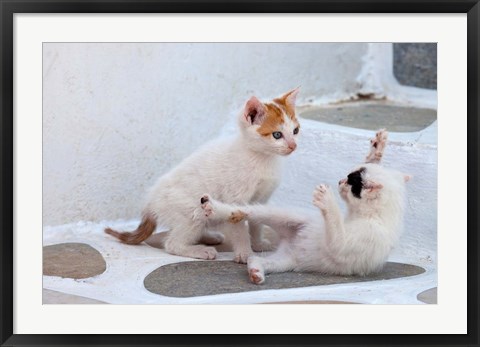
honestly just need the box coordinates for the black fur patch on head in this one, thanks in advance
[347,167,366,199]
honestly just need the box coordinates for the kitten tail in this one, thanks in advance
[104,212,157,245]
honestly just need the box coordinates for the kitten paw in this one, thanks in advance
[200,194,214,217]
[313,184,332,210]
[196,246,217,260]
[234,251,252,264]
[366,129,388,163]
[248,268,265,284]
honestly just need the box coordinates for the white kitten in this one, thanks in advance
[105,88,301,263]
[201,130,410,283]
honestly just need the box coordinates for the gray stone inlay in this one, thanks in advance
[393,43,437,90]
[43,242,106,279]
[43,289,107,304]
[417,287,437,304]
[144,261,425,298]
[300,103,436,132]
[263,300,358,304]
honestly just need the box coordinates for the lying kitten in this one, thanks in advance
[105,88,301,263]
[200,130,410,283]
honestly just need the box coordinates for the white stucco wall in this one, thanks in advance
[43,42,369,225]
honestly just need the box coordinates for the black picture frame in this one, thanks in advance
[1,1,479,346]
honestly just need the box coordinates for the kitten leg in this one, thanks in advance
[201,195,306,237]
[201,195,252,263]
[313,184,346,249]
[249,222,274,252]
[199,194,242,222]
[365,129,388,164]
[201,195,306,262]
[244,207,307,238]
[222,222,253,264]
[247,243,296,284]
[199,230,225,245]
[164,222,218,260]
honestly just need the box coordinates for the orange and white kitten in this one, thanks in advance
[105,89,300,262]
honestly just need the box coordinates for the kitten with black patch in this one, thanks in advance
[200,130,411,284]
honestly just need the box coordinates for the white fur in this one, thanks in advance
[138,90,300,262]
[201,130,409,283]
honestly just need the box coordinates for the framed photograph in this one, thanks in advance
[1,0,478,346]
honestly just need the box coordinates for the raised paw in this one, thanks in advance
[200,194,214,217]
[313,184,333,211]
[366,129,388,164]
[248,268,265,285]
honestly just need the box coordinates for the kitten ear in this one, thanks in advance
[281,87,300,109]
[243,96,266,125]
[364,181,383,192]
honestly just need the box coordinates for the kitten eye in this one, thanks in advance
[272,131,283,139]
[293,127,299,135]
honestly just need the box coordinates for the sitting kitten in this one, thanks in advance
[200,130,410,283]
[105,88,301,263]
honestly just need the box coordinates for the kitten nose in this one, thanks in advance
[339,178,347,185]
[288,142,297,151]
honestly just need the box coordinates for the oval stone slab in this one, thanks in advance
[262,300,358,304]
[144,261,425,298]
[43,243,106,279]
[417,287,437,304]
[43,289,107,304]
[300,104,436,133]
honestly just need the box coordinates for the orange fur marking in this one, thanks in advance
[105,212,157,245]
[256,90,300,136]
[228,210,248,224]
[257,103,285,136]
[274,90,297,120]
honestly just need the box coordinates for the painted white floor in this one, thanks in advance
[43,219,436,305]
